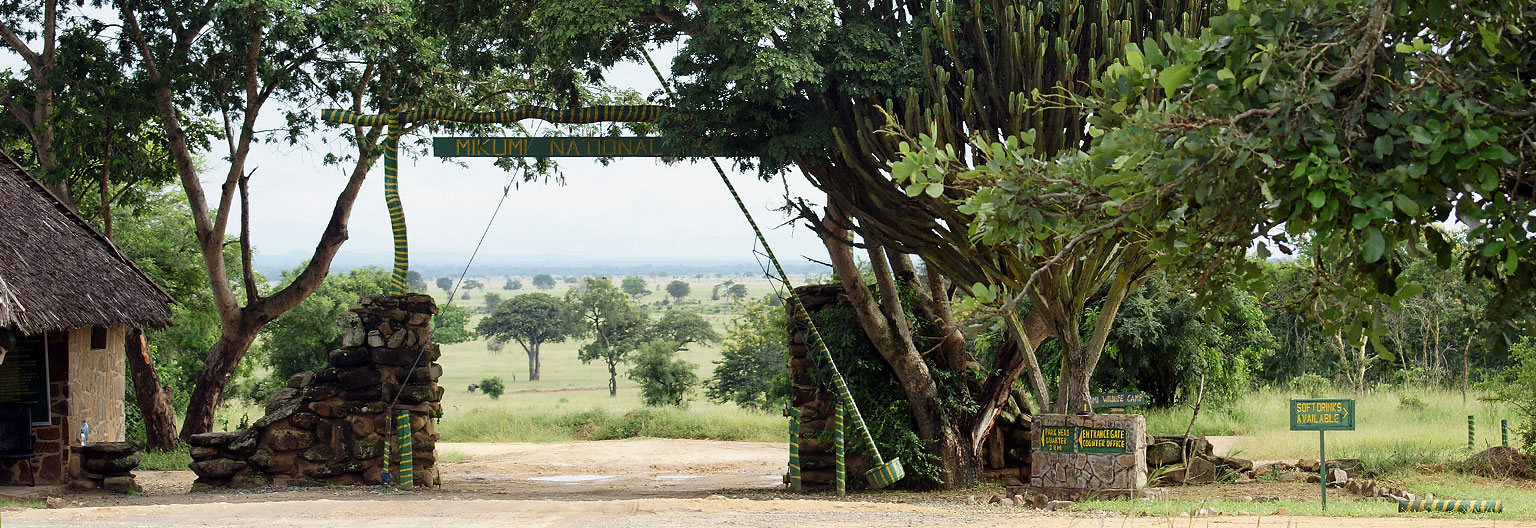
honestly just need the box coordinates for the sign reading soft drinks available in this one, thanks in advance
[1290,398,1355,431]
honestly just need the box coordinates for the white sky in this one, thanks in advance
[208,44,828,265]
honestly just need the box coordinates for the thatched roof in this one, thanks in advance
[0,149,173,334]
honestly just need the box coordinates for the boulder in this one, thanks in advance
[102,476,141,494]
[1326,458,1367,479]
[1147,442,1183,467]
[190,459,248,478]
[187,431,241,448]
[79,442,140,458]
[81,452,140,474]
[266,428,314,452]
[1296,459,1321,472]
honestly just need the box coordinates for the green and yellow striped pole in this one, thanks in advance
[835,401,846,498]
[639,46,904,491]
[1400,499,1502,513]
[1468,415,1475,450]
[786,407,802,491]
[396,409,413,489]
[383,114,409,293]
[1502,419,1508,447]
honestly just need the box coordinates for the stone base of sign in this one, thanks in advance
[1030,413,1146,491]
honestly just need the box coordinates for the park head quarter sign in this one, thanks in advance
[1290,398,1355,431]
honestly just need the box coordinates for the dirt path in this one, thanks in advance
[3,439,1529,527]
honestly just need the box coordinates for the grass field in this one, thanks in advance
[427,275,799,443]
[1144,386,1520,469]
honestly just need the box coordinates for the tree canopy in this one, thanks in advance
[476,292,576,381]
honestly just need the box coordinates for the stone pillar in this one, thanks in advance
[189,294,444,489]
[1028,413,1146,499]
[785,285,871,490]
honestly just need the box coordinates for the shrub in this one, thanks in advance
[627,340,698,407]
[1289,373,1333,397]
[480,376,505,399]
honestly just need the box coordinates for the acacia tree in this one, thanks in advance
[621,276,650,299]
[568,278,648,395]
[476,292,574,381]
[665,280,689,303]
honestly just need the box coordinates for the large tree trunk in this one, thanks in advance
[819,214,977,487]
[180,326,261,439]
[527,346,541,381]
[125,327,178,450]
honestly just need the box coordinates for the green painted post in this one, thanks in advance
[396,409,413,489]
[1319,430,1327,511]
[1502,419,1509,447]
[835,402,847,498]
[786,407,802,491]
[1468,415,1475,450]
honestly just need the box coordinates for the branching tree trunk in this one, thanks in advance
[0,0,72,209]
[125,327,178,450]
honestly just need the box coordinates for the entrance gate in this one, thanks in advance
[318,51,904,493]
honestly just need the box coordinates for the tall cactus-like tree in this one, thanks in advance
[427,0,1218,486]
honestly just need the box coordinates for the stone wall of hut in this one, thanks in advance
[189,294,443,489]
[0,325,128,485]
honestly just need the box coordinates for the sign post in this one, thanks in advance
[1290,398,1355,510]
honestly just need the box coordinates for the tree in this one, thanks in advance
[407,271,428,292]
[568,278,648,396]
[532,274,557,290]
[706,299,787,411]
[483,292,502,314]
[263,267,391,382]
[665,280,690,303]
[650,310,719,350]
[463,279,484,290]
[437,277,454,292]
[479,376,505,399]
[627,339,698,407]
[433,303,475,345]
[621,276,650,299]
[725,283,748,301]
[503,278,522,290]
[476,292,574,381]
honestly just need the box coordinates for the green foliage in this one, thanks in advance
[626,339,699,407]
[479,376,506,399]
[262,267,391,383]
[433,303,475,345]
[463,279,484,290]
[476,292,575,379]
[532,274,557,290]
[726,283,748,301]
[1096,274,1277,406]
[808,303,942,488]
[665,280,690,302]
[706,299,789,411]
[482,292,502,314]
[649,310,719,350]
[407,271,428,292]
[568,278,648,395]
[1488,337,1536,452]
[437,277,454,291]
[504,279,522,290]
[621,276,650,298]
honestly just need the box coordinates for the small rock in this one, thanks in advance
[1296,459,1321,472]
[1178,512,1191,517]
[1012,494,1025,507]
[1253,496,1279,503]
[1046,500,1075,511]
[1330,468,1348,484]
[1280,471,1304,482]
[1234,475,1255,484]
[1235,511,1254,516]
[705,495,727,500]
[965,495,977,505]
[1273,507,1290,515]
[1195,507,1214,516]
[45,497,66,508]
[1243,496,1254,502]
[988,495,1003,504]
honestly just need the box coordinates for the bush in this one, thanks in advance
[480,376,505,399]
[1289,373,1333,397]
[626,340,698,407]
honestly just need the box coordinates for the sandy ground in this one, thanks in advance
[2,439,1531,528]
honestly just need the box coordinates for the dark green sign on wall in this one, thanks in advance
[1290,398,1356,431]
[1038,426,1130,454]
[0,334,51,425]
[1040,426,1074,453]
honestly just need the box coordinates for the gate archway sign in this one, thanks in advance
[318,99,904,491]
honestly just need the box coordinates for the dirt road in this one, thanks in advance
[3,439,1529,527]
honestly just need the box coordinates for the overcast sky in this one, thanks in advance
[42,40,827,270]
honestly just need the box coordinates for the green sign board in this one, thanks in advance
[1091,391,1147,409]
[0,334,51,425]
[1038,426,1130,454]
[1290,398,1355,431]
[1040,426,1074,453]
[433,136,717,158]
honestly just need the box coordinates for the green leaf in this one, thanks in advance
[1216,68,1235,81]
[1159,64,1195,98]
[1393,194,1420,216]
[1306,189,1327,208]
[1397,281,1425,299]
[925,182,944,198]
[1373,135,1393,158]
[1362,228,1386,263]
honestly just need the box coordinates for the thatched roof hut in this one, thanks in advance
[0,150,173,333]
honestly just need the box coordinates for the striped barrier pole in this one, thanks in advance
[396,409,414,489]
[1468,415,1475,450]
[1502,419,1509,447]
[835,401,846,498]
[786,407,802,491]
[1399,499,1502,513]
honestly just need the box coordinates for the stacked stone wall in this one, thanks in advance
[69,324,127,444]
[1028,413,1146,497]
[189,294,443,489]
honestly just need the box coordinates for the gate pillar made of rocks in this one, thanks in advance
[189,294,444,489]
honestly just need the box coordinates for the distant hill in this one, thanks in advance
[253,250,827,279]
